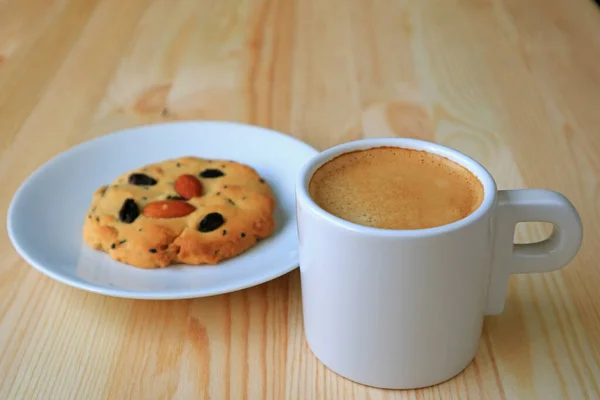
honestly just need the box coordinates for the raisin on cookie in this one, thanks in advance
[83,156,276,268]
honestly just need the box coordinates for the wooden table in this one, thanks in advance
[1,0,599,398]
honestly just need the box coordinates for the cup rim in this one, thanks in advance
[296,138,498,237]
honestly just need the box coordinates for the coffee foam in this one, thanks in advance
[308,147,484,230]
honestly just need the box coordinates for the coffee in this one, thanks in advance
[308,147,484,230]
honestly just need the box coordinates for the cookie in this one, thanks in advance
[83,156,276,268]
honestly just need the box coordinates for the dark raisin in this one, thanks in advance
[119,199,140,224]
[128,173,157,186]
[227,199,236,206]
[259,178,265,184]
[214,249,220,255]
[138,228,143,232]
[96,217,100,222]
[241,232,246,238]
[111,243,116,249]
[167,195,185,200]
[216,192,221,196]
[119,239,127,244]
[199,169,225,178]
[176,163,181,167]
[149,248,157,253]
[142,196,148,200]
[222,229,227,236]
[198,212,225,232]
[223,185,228,189]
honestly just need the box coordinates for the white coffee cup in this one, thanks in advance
[295,138,582,389]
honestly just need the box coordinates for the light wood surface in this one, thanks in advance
[1,0,599,398]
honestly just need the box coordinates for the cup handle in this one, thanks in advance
[485,189,583,315]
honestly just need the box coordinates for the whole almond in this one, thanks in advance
[175,174,203,199]
[143,200,196,219]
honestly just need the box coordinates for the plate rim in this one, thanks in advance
[7,120,318,300]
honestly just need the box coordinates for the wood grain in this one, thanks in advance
[1,0,599,398]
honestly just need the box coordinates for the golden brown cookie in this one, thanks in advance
[83,156,276,268]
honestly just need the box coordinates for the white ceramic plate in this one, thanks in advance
[7,121,318,299]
